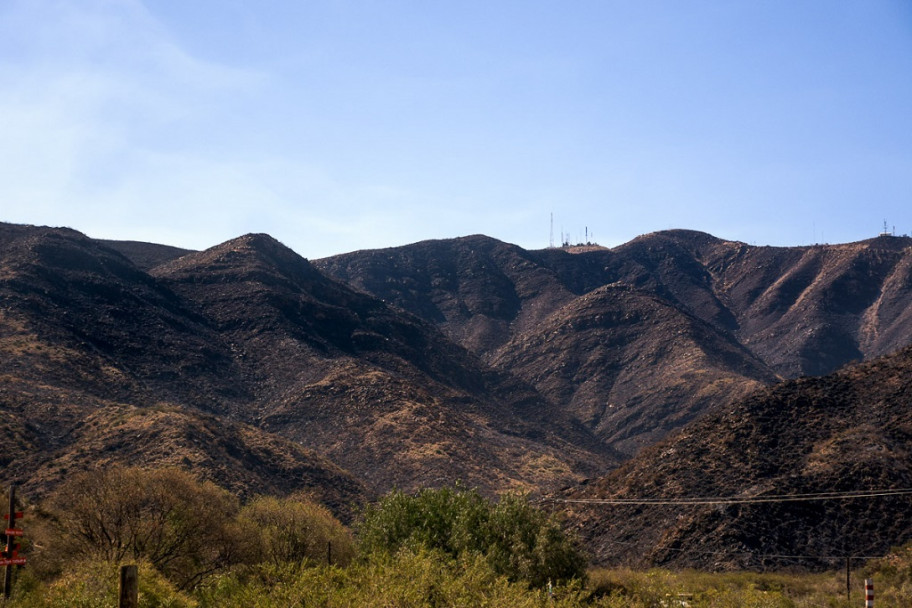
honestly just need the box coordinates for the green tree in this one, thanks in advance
[357,486,586,587]
[485,492,587,588]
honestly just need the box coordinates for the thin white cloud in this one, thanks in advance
[0,0,267,228]
[0,0,443,258]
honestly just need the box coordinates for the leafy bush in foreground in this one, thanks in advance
[44,466,354,590]
[6,561,195,608]
[357,486,586,587]
[238,492,355,567]
[10,554,912,607]
[50,467,241,590]
[197,548,586,608]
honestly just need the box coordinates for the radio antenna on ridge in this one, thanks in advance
[550,213,554,248]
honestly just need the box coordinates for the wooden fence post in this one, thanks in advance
[119,564,138,608]
[845,557,850,604]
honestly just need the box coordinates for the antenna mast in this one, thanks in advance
[880,219,892,237]
[550,213,554,248]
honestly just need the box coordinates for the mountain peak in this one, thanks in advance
[152,232,323,287]
[205,232,304,263]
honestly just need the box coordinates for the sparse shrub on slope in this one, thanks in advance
[357,486,586,587]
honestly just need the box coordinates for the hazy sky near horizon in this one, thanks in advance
[2,1,911,258]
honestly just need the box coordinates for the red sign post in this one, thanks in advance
[3,486,24,598]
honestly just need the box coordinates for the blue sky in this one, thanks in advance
[2,1,911,258]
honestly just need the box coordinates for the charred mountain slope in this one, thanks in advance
[317,231,912,378]
[315,235,587,358]
[490,284,776,454]
[0,224,368,513]
[559,345,912,570]
[317,231,912,455]
[151,233,617,494]
[0,223,614,507]
[604,230,912,377]
[0,223,246,412]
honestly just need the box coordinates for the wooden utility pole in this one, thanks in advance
[118,564,138,608]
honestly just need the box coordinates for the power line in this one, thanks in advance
[544,489,911,569]
[539,488,912,506]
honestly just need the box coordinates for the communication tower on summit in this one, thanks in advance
[550,213,554,248]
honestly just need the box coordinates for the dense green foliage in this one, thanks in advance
[10,553,912,607]
[7,472,912,606]
[198,548,588,607]
[357,486,586,587]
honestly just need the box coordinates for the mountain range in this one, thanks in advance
[316,230,912,453]
[3,220,912,564]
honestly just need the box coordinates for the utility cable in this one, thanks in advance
[538,487,912,506]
